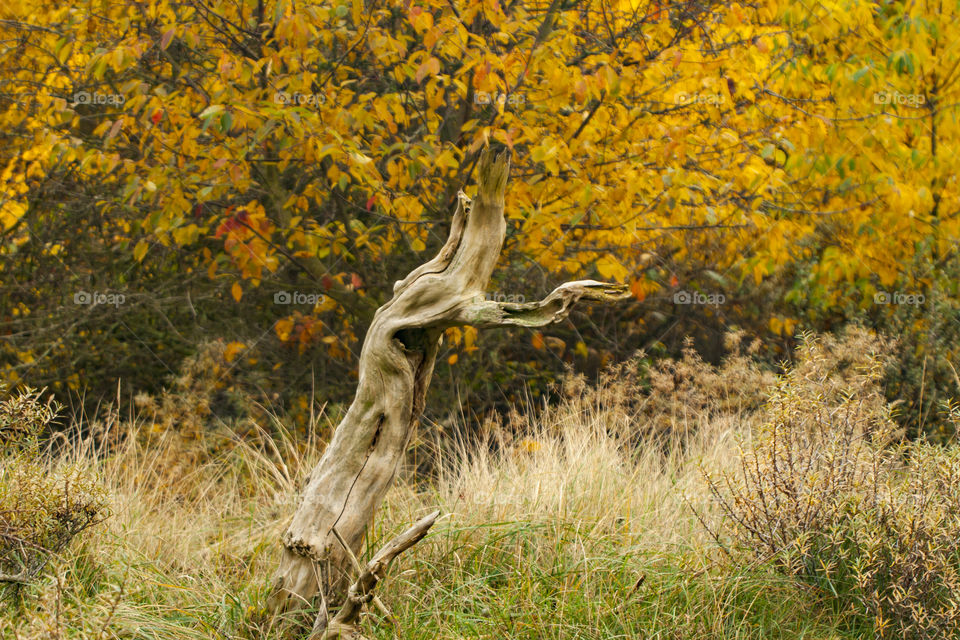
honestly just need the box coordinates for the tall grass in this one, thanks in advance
[2,336,880,639]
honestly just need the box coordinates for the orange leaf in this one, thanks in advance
[416,57,440,84]
[531,331,544,350]
[231,281,242,302]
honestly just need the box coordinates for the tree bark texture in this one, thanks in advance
[268,149,629,632]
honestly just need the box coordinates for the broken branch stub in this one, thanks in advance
[268,149,629,633]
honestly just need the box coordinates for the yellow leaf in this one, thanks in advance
[224,341,246,362]
[231,281,242,302]
[769,317,783,335]
[445,326,462,345]
[463,325,478,352]
[783,318,797,336]
[596,255,628,281]
[447,353,458,365]
[133,240,149,262]
[575,341,588,358]
[275,317,294,342]
[0,201,26,231]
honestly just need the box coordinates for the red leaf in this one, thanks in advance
[365,195,376,211]
[669,274,679,288]
[151,109,163,125]
[321,275,334,290]
[351,273,363,289]
[215,214,241,239]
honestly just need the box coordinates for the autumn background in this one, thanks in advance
[2,0,960,637]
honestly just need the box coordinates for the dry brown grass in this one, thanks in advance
[6,329,956,639]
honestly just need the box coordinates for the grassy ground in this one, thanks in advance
[3,350,867,639]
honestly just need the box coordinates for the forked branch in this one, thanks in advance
[312,511,441,639]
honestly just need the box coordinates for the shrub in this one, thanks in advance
[703,329,960,638]
[505,330,775,445]
[0,385,107,597]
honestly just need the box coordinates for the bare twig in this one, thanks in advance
[314,511,440,639]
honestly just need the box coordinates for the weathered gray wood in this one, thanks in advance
[312,511,440,639]
[267,149,628,633]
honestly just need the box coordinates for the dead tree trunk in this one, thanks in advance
[268,149,628,636]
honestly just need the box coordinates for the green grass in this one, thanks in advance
[5,516,861,640]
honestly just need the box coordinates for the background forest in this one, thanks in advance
[2,0,958,436]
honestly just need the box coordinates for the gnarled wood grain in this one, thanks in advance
[268,149,628,635]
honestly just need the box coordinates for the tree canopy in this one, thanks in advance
[1,0,957,434]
